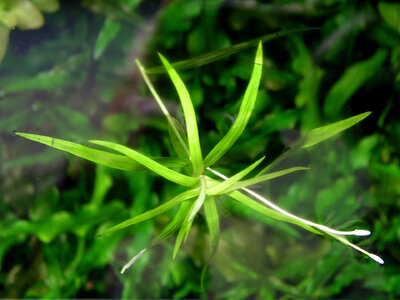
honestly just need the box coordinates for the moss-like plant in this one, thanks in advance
[16,42,383,276]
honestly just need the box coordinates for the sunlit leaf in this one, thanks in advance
[204,42,263,167]
[207,156,265,195]
[227,167,310,192]
[90,140,199,187]
[15,132,189,171]
[159,53,204,175]
[299,112,371,148]
[10,0,44,30]
[98,188,199,237]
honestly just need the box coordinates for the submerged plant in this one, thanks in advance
[16,42,383,276]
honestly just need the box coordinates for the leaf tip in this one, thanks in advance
[354,229,371,236]
[370,254,384,265]
[255,41,263,65]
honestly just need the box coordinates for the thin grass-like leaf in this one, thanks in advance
[227,190,321,234]
[207,156,265,195]
[204,196,220,260]
[98,188,199,237]
[158,54,204,176]
[258,112,371,175]
[200,196,220,289]
[149,201,192,247]
[298,111,371,148]
[136,59,190,159]
[168,117,190,159]
[323,50,387,117]
[146,28,317,74]
[226,167,310,192]
[173,210,193,259]
[188,175,207,221]
[204,42,263,167]
[15,132,188,171]
[89,140,199,187]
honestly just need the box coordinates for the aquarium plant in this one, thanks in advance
[16,42,383,276]
[0,0,59,62]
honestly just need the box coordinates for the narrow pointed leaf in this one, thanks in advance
[173,212,193,259]
[146,28,317,74]
[15,132,189,171]
[324,50,387,117]
[99,188,199,236]
[204,196,220,260]
[159,54,204,175]
[258,112,371,175]
[136,59,190,158]
[188,175,207,221]
[208,156,265,195]
[204,42,263,167]
[168,117,190,159]
[90,140,199,187]
[298,112,371,148]
[227,167,310,192]
[228,190,321,235]
[150,201,192,247]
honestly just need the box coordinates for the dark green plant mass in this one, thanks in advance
[16,42,383,276]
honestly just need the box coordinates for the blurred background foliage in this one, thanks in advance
[1,0,400,298]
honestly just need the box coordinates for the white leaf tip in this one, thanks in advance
[120,248,148,274]
[370,254,384,265]
[354,229,371,236]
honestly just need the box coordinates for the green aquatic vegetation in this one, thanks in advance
[0,0,60,62]
[16,42,383,276]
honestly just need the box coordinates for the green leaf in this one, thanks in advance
[226,167,310,192]
[149,201,192,247]
[228,190,321,235]
[188,176,207,221]
[90,140,199,187]
[159,53,204,175]
[378,2,400,32]
[168,117,189,159]
[207,156,265,195]
[31,0,60,12]
[10,0,44,30]
[136,59,190,158]
[258,112,371,175]
[204,42,263,167]
[173,210,193,259]
[15,132,188,171]
[99,188,199,236]
[146,28,317,74]
[204,196,219,260]
[200,195,220,289]
[0,24,9,63]
[94,18,122,60]
[2,69,71,94]
[298,112,371,148]
[323,49,387,117]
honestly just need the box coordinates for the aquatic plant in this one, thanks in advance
[16,42,383,276]
[0,0,60,62]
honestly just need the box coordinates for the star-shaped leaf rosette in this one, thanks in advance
[16,42,383,276]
